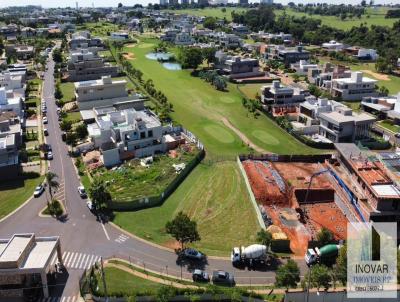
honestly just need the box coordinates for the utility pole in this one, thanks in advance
[306,265,312,302]
[100,257,108,301]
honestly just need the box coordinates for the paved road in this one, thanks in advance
[0,52,308,300]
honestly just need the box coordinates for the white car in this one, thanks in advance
[43,117,48,124]
[47,151,53,160]
[34,185,44,198]
[86,200,94,211]
[78,186,87,198]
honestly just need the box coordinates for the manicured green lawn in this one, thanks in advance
[0,175,44,220]
[78,22,120,38]
[237,83,265,99]
[165,7,248,21]
[113,161,260,256]
[123,38,316,157]
[64,111,81,123]
[378,120,400,133]
[276,7,399,30]
[96,267,163,297]
[59,82,75,103]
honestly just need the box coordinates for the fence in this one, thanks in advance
[108,149,205,211]
[238,153,332,163]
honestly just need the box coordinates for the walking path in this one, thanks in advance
[221,117,270,154]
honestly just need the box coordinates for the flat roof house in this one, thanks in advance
[261,80,307,115]
[266,45,310,66]
[75,76,144,110]
[65,49,119,82]
[318,106,375,143]
[331,71,378,101]
[0,234,62,300]
[0,87,23,117]
[87,107,180,167]
[215,52,264,80]
[14,46,35,60]
[69,31,103,50]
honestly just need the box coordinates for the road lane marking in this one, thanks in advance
[101,222,110,240]
[73,253,83,269]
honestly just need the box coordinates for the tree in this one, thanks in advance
[52,49,63,63]
[165,211,200,249]
[203,17,217,30]
[335,243,347,285]
[256,229,272,249]
[46,172,60,203]
[213,76,227,91]
[316,227,334,247]
[379,85,389,96]
[75,123,88,140]
[88,178,111,211]
[60,120,72,132]
[65,131,78,147]
[177,47,203,69]
[118,2,123,8]
[311,264,331,290]
[275,259,300,290]
[202,47,216,66]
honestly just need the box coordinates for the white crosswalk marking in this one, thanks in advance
[115,233,129,244]
[59,251,101,270]
[41,296,77,302]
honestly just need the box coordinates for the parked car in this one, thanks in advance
[42,108,47,114]
[46,151,53,160]
[61,132,66,141]
[395,133,400,139]
[78,186,87,198]
[43,117,48,124]
[44,128,48,136]
[212,270,235,286]
[46,144,52,152]
[34,185,44,198]
[192,269,209,282]
[182,248,205,261]
[86,200,94,211]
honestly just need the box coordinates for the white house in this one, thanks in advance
[322,40,344,51]
[330,71,378,101]
[290,60,319,76]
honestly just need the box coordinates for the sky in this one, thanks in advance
[1,0,399,8]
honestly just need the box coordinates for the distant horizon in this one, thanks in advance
[1,0,399,9]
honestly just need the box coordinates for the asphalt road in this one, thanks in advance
[0,52,308,300]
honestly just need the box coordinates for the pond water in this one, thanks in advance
[162,62,182,70]
[145,52,173,60]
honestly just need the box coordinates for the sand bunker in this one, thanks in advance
[123,52,135,60]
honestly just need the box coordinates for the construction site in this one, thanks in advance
[240,144,400,255]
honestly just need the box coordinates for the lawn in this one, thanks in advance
[378,120,400,133]
[64,111,81,123]
[78,22,120,38]
[0,175,44,220]
[123,37,316,157]
[276,7,400,31]
[96,266,163,297]
[165,7,248,21]
[237,83,265,99]
[59,82,75,103]
[97,147,198,202]
[113,161,260,256]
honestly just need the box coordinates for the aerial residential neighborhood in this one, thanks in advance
[0,1,400,302]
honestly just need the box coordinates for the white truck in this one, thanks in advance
[231,244,270,267]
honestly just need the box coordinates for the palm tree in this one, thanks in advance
[46,172,60,204]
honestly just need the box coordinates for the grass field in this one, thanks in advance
[166,7,399,31]
[0,175,44,220]
[77,22,120,38]
[166,7,248,21]
[123,37,316,156]
[97,148,197,202]
[378,120,400,133]
[59,82,75,103]
[113,161,259,256]
[64,111,81,123]
[96,266,163,297]
[237,83,264,99]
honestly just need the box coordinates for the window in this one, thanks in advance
[140,132,145,139]
[148,130,153,138]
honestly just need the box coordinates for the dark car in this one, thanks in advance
[212,270,235,286]
[182,248,205,261]
[192,269,209,282]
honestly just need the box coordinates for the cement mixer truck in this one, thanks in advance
[305,244,341,266]
[231,244,271,267]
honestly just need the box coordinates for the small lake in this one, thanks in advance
[145,52,173,60]
[162,62,182,71]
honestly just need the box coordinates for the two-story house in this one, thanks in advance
[330,71,378,101]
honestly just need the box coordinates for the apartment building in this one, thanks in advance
[330,71,378,101]
[65,49,119,82]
